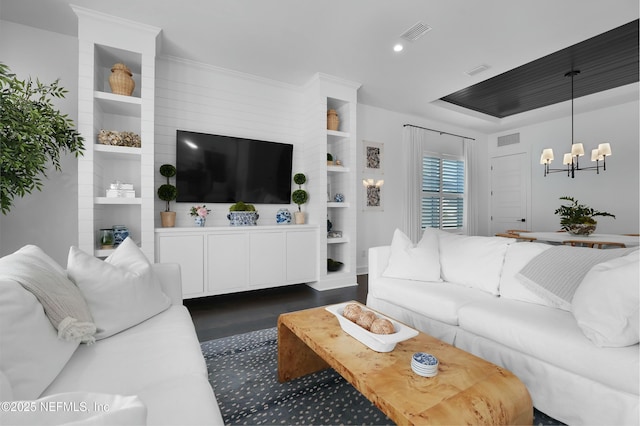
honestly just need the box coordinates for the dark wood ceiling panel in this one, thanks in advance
[441,19,639,118]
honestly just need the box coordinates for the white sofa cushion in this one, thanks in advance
[67,238,171,340]
[438,233,513,295]
[382,228,440,282]
[499,242,551,306]
[368,276,495,325]
[572,250,639,347]
[0,392,146,426]
[458,298,639,395]
[0,279,79,401]
[42,306,208,396]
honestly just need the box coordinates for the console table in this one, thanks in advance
[155,225,319,299]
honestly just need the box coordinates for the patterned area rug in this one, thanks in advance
[201,327,565,425]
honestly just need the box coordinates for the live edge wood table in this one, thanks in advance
[278,304,532,425]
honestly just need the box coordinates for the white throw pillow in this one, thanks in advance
[382,228,441,282]
[438,233,513,295]
[0,392,146,425]
[0,279,79,400]
[499,242,552,306]
[67,238,171,340]
[572,250,640,347]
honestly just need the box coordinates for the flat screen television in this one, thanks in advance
[175,130,293,204]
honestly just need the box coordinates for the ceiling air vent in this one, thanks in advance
[497,133,520,147]
[400,22,432,42]
[465,64,490,76]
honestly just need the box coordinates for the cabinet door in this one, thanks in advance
[250,232,285,288]
[207,233,249,294]
[156,234,204,297]
[287,230,318,283]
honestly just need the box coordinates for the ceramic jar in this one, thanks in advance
[276,208,292,224]
[112,225,129,245]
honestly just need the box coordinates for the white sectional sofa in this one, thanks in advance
[0,240,223,425]
[367,228,639,426]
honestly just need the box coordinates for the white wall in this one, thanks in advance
[489,99,640,234]
[0,21,79,265]
[356,104,488,272]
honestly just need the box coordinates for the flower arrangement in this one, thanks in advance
[190,205,211,218]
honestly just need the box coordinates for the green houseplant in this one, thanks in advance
[292,173,308,224]
[157,164,177,227]
[0,63,85,214]
[228,201,258,226]
[554,196,615,236]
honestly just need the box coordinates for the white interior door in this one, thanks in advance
[491,153,530,236]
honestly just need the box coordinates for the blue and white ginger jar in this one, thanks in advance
[276,208,292,224]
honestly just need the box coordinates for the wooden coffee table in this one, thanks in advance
[278,303,532,425]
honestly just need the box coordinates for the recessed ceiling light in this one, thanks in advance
[393,44,404,52]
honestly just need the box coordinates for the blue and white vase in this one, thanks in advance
[276,208,292,225]
[334,193,345,202]
[194,216,206,227]
[112,225,129,246]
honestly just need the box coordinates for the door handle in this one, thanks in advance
[520,218,526,222]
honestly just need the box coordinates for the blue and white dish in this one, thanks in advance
[411,352,439,377]
[413,352,439,366]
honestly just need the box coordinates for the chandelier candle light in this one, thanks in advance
[540,70,612,178]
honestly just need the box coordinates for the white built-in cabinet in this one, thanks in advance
[303,74,360,291]
[74,6,160,260]
[155,226,318,299]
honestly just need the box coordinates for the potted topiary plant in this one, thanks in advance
[227,201,259,226]
[554,196,615,236]
[157,164,177,227]
[0,63,85,214]
[292,173,308,224]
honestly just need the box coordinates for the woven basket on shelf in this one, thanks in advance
[109,63,135,96]
[327,109,340,131]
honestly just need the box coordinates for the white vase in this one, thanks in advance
[294,211,305,224]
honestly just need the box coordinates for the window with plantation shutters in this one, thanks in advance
[421,155,464,230]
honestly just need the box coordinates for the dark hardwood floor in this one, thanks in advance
[185,275,368,342]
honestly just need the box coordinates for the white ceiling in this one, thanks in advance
[2,0,638,133]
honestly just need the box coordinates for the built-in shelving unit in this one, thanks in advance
[74,6,160,260]
[303,74,360,291]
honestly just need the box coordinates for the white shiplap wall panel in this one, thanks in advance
[154,56,305,228]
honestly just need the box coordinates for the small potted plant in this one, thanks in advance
[227,201,259,226]
[554,196,615,236]
[292,173,308,224]
[157,164,177,227]
[189,205,211,227]
[327,153,334,166]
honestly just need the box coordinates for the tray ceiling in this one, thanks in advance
[440,19,639,118]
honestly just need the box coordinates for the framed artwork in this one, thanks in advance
[363,181,384,211]
[363,141,384,174]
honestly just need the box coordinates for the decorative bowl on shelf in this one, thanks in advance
[327,258,343,272]
[325,302,419,352]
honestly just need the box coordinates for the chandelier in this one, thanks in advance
[540,70,611,178]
